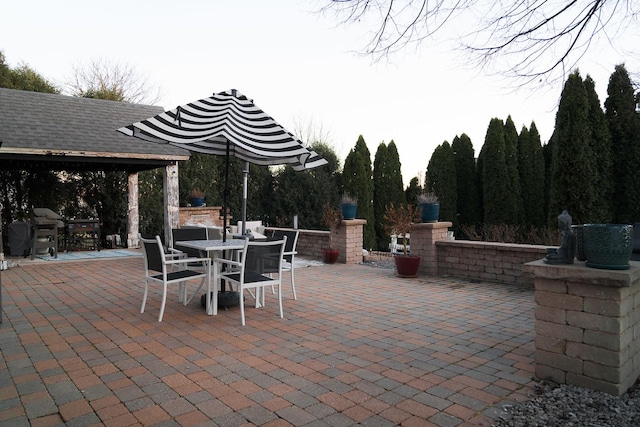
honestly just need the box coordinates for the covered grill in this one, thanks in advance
[30,208,65,259]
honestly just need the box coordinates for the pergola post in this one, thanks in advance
[127,172,139,249]
[164,163,180,245]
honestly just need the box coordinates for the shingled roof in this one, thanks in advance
[0,88,189,172]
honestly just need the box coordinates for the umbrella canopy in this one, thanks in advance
[118,88,328,238]
[118,89,327,170]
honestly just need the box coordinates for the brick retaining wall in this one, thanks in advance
[437,240,549,286]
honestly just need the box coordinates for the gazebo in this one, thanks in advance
[0,87,190,248]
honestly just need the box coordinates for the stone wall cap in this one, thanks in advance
[412,221,452,229]
[436,240,547,252]
[524,259,640,287]
[342,219,367,225]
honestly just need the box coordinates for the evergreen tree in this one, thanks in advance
[404,177,422,206]
[426,141,457,223]
[452,134,478,227]
[548,71,596,224]
[179,153,223,207]
[343,136,375,249]
[139,168,164,236]
[476,143,486,225]
[542,138,554,222]
[518,122,546,226]
[272,142,340,229]
[504,116,523,224]
[373,141,404,250]
[0,51,59,93]
[585,75,613,223]
[482,118,511,224]
[605,64,640,224]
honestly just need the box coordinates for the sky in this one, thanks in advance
[2,1,638,185]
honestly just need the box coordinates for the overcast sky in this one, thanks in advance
[2,1,638,185]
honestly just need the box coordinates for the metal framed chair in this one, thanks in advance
[213,237,286,325]
[139,235,211,322]
[170,227,209,269]
[271,229,299,299]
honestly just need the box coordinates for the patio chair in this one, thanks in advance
[139,235,211,322]
[271,229,299,300]
[213,237,286,325]
[170,227,208,261]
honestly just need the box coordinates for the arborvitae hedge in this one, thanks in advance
[452,134,478,227]
[426,141,457,223]
[343,135,376,250]
[605,64,640,224]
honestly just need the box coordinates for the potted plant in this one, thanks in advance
[418,192,439,223]
[321,202,342,264]
[384,202,421,277]
[339,193,358,220]
[190,188,205,207]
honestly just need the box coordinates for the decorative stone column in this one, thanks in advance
[335,219,366,264]
[523,260,640,396]
[127,172,139,249]
[410,222,452,276]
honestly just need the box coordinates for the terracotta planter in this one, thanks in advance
[394,255,421,278]
[322,248,340,264]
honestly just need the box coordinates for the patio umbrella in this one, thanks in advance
[118,88,328,239]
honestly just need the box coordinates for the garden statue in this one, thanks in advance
[544,209,576,264]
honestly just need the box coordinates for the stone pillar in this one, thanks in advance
[410,222,452,276]
[335,219,366,264]
[164,163,180,245]
[127,172,139,248]
[523,260,640,395]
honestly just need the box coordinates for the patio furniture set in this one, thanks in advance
[139,227,299,325]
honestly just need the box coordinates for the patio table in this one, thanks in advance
[175,239,246,314]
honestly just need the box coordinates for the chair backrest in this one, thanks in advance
[272,230,299,262]
[242,237,286,277]
[172,227,207,243]
[172,227,207,258]
[140,235,164,273]
[237,220,263,234]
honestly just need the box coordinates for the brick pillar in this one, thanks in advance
[335,219,366,264]
[523,260,640,396]
[410,222,452,276]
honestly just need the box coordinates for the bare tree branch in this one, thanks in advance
[320,0,640,84]
[66,58,162,105]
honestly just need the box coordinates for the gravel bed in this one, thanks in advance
[493,380,640,427]
[361,259,395,269]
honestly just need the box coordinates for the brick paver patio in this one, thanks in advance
[0,254,537,426]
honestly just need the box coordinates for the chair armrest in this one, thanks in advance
[165,257,210,266]
[212,258,242,268]
[166,249,187,259]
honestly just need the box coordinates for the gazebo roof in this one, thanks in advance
[0,88,189,172]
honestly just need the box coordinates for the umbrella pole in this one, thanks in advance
[223,141,230,243]
[241,162,248,235]
[221,140,230,293]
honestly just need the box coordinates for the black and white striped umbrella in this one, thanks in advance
[118,89,328,239]
[118,89,327,171]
